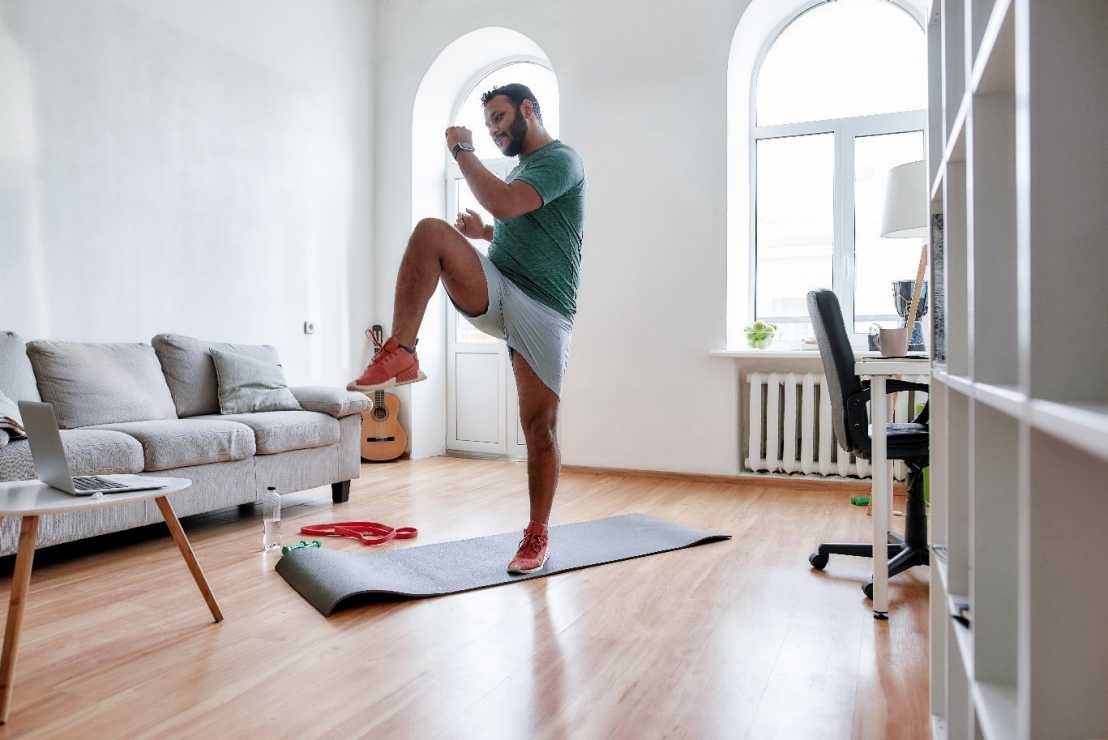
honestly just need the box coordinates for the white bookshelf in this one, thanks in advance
[928,2,1108,738]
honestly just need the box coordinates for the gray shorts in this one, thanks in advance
[456,250,573,397]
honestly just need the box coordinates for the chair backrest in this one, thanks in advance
[807,290,865,454]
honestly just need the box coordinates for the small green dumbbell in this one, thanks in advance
[281,539,322,555]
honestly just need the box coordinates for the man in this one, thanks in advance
[349,83,586,575]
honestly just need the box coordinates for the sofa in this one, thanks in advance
[0,331,369,556]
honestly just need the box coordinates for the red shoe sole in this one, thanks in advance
[507,550,549,575]
[347,370,427,392]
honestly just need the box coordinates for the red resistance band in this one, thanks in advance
[299,521,418,547]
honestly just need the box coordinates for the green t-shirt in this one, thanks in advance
[488,140,585,320]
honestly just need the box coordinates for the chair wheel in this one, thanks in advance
[863,581,874,600]
[809,552,829,571]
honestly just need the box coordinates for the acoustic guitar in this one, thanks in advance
[360,389,407,462]
[359,324,408,462]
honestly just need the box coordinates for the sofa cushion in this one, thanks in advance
[210,349,302,414]
[0,331,40,403]
[290,387,370,418]
[193,411,339,455]
[0,429,145,482]
[153,334,283,417]
[86,419,255,471]
[27,341,178,428]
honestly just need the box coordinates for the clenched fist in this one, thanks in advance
[455,208,487,240]
[445,126,473,152]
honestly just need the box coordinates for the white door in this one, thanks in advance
[446,161,528,458]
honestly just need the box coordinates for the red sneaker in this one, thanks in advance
[347,337,427,391]
[507,522,549,575]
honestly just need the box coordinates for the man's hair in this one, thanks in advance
[480,83,542,122]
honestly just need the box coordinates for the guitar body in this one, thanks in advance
[360,391,408,462]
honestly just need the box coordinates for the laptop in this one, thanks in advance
[18,401,166,496]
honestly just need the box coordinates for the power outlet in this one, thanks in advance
[303,321,317,335]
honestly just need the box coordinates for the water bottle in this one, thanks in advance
[262,486,282,551]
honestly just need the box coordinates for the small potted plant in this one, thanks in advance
[744,321,777,349]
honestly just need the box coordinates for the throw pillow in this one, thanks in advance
[26,341,178,427]
[210,348,302,414]
[153,334,282,417]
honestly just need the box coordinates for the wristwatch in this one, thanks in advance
[451,142,475,159]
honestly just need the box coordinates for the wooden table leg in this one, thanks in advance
[155,497,223,623]
[0,515,39,723]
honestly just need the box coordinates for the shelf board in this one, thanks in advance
[931,714,948,740]
[930,165,944,203]
[933,545,949,592]
[948,590,974,677]
[970,0,1015,95]
[972,680,1018,740]
[943,93,970,165]
[930,97,970,202]
[935,370,974,397]
[1027,399,1108,463]
[974,382,1025,419]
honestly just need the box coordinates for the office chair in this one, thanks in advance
[806,289,930,599]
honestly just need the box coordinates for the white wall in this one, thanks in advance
[373,0,753,473]
[0,0,376,386]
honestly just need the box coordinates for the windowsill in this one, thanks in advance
[710,345,883,359]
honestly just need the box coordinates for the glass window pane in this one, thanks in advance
[455,62,559,160]
[454,179,499,344]
[757,0,926,126]
[755,133,834,344]
[853,131,925,334]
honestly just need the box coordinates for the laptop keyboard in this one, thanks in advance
[72,476,128,492]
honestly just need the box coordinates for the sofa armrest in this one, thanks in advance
[290,386,370,418]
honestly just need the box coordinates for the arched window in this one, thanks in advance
[750,0,926,344]
[446,59,559,344]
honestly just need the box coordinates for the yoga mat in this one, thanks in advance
[276,513,730,616]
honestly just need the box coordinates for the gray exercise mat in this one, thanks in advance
[276,513,730,616]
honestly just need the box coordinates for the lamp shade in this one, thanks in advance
[881,159,928,238]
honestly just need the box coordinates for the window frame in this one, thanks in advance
[747,1,927,347]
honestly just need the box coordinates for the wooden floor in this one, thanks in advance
[0,458,929,739]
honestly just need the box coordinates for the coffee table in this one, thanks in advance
[0,477,222,722]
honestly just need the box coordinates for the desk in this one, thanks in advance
[855,357,930,619]
[0,478,222,722]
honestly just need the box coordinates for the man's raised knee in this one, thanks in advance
[413,217,451,239]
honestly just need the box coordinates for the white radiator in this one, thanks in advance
[745,372,925,479]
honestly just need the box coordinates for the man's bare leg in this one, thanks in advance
[391,217,489,346]
[511,350,560,525]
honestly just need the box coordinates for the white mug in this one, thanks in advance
[877,327,909,357]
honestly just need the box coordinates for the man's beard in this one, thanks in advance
[501,108,529,156]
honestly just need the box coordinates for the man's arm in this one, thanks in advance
[445,126,542,220]
[456,151,542,220]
